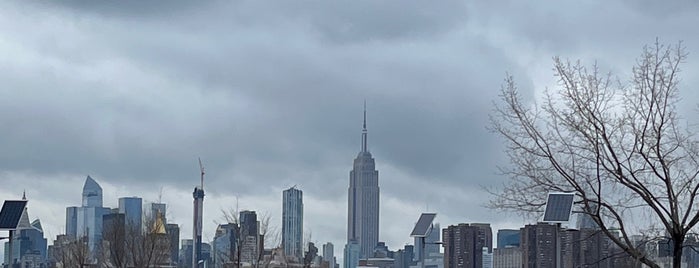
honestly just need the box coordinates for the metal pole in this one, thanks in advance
[555,223,561,268]
[8,230,13,267]
[421,237,425,268]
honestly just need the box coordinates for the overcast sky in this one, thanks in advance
[1,0,699,264]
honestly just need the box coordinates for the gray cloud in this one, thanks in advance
[1,0,698,262]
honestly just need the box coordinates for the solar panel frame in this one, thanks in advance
[542,192,575,223]
[410,213,437,237]
[0,200,28,229]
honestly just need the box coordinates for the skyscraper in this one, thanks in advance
[240,210,260,265]
[442,223,493,268]
[282,186,304,260]
[76,176,110,255]
[347,104,380,258]
[82,175,103,207]
[65,206,78,238]
[193,160,206,268]
[119,197,143,231]
[521,223,557,268]
[322,242,335,268]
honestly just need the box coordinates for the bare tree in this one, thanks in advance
[490,41,698,268]
[100,212,170,268]
[217,205,278,268]
[53,235,91,268]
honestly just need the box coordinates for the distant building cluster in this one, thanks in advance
[9,107,699,268]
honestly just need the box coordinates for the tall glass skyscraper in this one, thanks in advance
[65,206,78,238]
[76,176,110,254]
[119,197,143,231]
[347,105,380,258]
[82,175,103,207]
[282,186,303,260]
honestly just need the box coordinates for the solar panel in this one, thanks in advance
[0,200,28,229]
[410,213,437,237]
[542,193,575,222]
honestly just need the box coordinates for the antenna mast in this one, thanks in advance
[199,157,205,190]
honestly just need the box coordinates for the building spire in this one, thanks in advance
[362,100,368,152]
[22,190,26,200]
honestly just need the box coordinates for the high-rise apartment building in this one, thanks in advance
[347,105,380,258]
[521,223,557,268]
[119,197,143,231]
[493,247,521,268]
[282,186,303,260]
[442,223,493,268]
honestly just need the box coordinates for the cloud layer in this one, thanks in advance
[1,0,698,264]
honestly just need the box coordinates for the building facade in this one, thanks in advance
[3,194,48,267]
[344,241,360,268]
[282,186,304,260]
[118,197,143,232]
[496,229,520,249]
[322,242,335,268]
[442,223,493,268]
[75,176,110,255]
[493,247,521,268]
[347,107,380,258]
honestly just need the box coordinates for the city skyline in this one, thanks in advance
[2,0,699,266]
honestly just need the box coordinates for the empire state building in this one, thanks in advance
[347,105,380,258]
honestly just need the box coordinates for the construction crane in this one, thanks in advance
[199,157,205,190]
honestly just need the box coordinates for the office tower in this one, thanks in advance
[344,241,360,268]
[82,175,103,207]
[493,247,522,268]
[76,176,110,254]
[282,186,304,260]
[3,193,48,266]
[415,223,440,262]
[193,163,206,268]
[347,104,380,258]
[322,242,335,268]
[240,210,259,265]
[166,224,180,266]
[152,203,167,223]
[496,229,520,249]
[442,223,493,268]
[213,223,239,268]
[65,206,78,238]
[119,197,143,232]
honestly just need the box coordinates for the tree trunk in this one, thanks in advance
[673,236,684,268]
